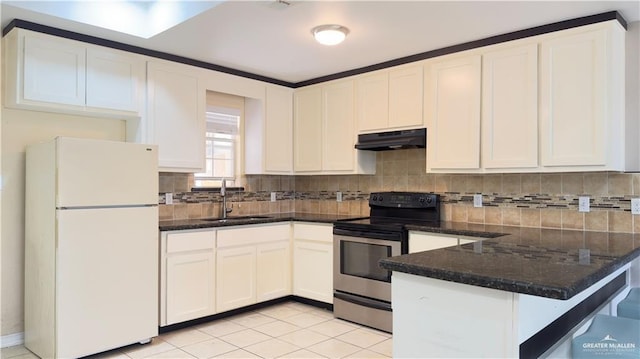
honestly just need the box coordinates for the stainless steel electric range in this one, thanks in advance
[332,191,441,333]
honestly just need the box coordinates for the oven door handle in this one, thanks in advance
[333,228,403,241]
[334,291,392,312]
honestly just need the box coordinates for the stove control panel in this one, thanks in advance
[369,192,439,208]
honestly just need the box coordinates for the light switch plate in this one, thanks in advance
[337,191,343,202]
[473,194,482,208]
[578,196,590,212]
[165,192,173,205]
[631,198,640,215]
[271,192,277,202]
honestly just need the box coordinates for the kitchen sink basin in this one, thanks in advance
[201,216,272,223]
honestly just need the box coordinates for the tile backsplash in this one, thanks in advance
[159,149,640,233]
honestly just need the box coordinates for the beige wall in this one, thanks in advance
[0,108,125,336]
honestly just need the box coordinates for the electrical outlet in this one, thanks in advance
[165,192,173,205]
[270,192,277,202]
[578,196,590,212]
[631,198,640,215]
[337,191,343,202]
[473,194,482,208]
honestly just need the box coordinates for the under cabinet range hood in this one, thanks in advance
[355,128,426,151]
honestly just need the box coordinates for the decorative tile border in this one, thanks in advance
[160,190,635,212]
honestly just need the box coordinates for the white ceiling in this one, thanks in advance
[2,1,639,84]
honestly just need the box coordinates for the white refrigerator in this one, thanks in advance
[25,137,159,358]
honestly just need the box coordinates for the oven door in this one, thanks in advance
[333,234,402,302]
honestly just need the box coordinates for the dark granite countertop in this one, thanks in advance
[159,212,366,231]
[380,222,640,300]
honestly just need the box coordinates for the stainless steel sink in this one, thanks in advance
[201,216,272,223]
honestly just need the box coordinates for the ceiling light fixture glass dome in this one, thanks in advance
[312,24,349,46]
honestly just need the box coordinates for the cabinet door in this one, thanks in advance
[265,86,294,172]
[23,33,85,106]
[426,55,481,171]
[166,251,215,325]
[540,29,607,167]
[355,72,389,132]
[409,233,459,253]
[389,65,423,129]
[256,241,291,302]
[147,62,205,172]
[322,80,355,171]
[86,47,143,113]
[482,44,538,169]
[293,240,333,303]
[294,87,323,172]
[216,246,256,312]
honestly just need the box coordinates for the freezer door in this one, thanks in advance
[56,207,158,358]
[56,137,158,207]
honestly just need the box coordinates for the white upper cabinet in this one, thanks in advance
[146,60,205,172]
[539,22,625,170]
[388,65,424,129]
[244,84,294,175]
[426,20,625,173]
[294,80,375,174]
[22,32,86,107]
[4,28,143,118]
[294,86,323,172]
[355,72,389,132]
[482,43,538,170]
[356,65,423,132]
[425,54,482,171]
[322,80,355,171]
[264,85,294,172]
[86,47,144,113]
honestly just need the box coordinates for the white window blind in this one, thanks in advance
[194,92,243,187]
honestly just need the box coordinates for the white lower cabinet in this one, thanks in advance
[292,223,334,304]
[408,231,479,253]
[216,246,257,312]
[216,223,291,313]
[160,229,216,326]
[257,241,292,302]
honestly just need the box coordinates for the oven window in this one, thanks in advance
[340,241,391,282]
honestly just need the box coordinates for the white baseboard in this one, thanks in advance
[1,332,24,348]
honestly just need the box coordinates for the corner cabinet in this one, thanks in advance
[292,223,334,304]
[4,28,144,118]
[160,230,216,326]
[294,80,375,175]
[294,86,323,172]
[245,84,294,174]
[146,61,206,172]
[264,85,294,173]
[216,223,291,313]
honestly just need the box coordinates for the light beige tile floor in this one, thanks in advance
[1,301,392,359]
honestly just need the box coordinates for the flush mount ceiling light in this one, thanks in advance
[312,24,349,46]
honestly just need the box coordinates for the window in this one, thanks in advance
[194,92,243,188]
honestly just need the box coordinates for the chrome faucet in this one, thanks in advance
[220,179,233,219]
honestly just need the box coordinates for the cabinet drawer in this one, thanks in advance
[166,231,215,253]
[217,223,290,248]
[293,223,332,242]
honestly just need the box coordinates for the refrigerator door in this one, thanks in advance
[56,206,158,358]
[56,137,158,207]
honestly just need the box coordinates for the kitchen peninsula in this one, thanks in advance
[380,224,640,358]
